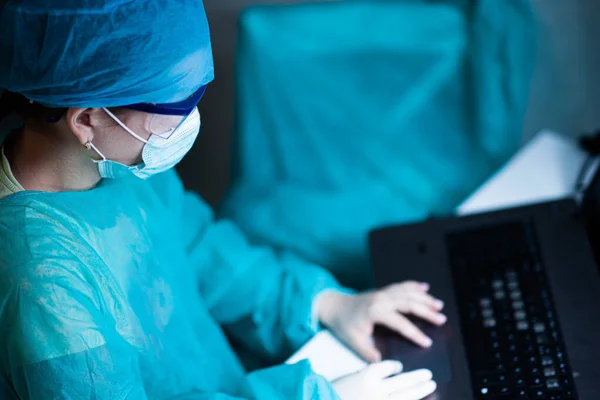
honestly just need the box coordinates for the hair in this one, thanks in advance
[0,91,67,125]
[0,91,126,131]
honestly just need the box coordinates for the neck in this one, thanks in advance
[5,125,101,192]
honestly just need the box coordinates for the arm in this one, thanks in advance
[3,257,149,399]
[152,169,342,362]
[3,256,340,400]
[15,351,337,400]
[181,188,343,362]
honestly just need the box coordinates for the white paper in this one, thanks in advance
[458,130,586,215]
[286,331,368,381]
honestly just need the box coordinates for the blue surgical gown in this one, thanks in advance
[0,170,341,399]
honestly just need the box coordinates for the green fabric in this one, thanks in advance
[220,1,534,289]
[0,170,341,399]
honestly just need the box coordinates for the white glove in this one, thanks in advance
[332,360,436,400]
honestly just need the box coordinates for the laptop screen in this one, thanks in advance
[580,157,600,263]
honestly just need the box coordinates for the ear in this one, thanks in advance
[64,108,97,145]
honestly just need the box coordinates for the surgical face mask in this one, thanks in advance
[87,107,201,180]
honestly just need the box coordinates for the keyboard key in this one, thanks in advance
[528,376,543,387]
[480,298,492,308]
[510,291,522,300]
[533,323,546,334]
[514,310,527,320]
[543,367,557,378]
[536,333,549,345]
[479,372,508,386]
[512,366,522,375]
[478,385,512,397]
[483,318,496,328]
[546,379,560,390]
[482,308,494,318]
[515,377,525,386]
[541,356,554,367]
[498,387,511,396]
[527,355,539,365]
[512,300,525,310]
[517,321,529,331]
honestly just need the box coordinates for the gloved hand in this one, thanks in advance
[318,281,447,362]
[332,360,436,400]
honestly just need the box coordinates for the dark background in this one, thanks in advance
[180,0,600,207]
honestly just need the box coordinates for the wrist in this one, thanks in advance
[317,290,352,328]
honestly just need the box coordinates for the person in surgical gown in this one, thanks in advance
[0,1,447,399]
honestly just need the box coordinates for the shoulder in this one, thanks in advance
[0,192,84,245]
[0,193,99,288]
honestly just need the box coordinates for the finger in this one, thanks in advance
[376,312,432,348]
[391,291,444,313]
[387,281,430,293]
[364,360,403,381]
[406,301,447,326]
[383,369,433,393]
[391,293,446,324]
[408,291,445,311]
[390,380,437,400]
[347,333,382,363]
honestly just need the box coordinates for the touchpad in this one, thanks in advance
[374,317,452,383]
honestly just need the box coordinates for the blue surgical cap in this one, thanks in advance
[0,0,214,108]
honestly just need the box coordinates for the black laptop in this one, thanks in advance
[370,156,600,399]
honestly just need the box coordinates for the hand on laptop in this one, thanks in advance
[333,360,436,400]
[318,281,447,363]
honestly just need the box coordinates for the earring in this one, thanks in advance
[83,142,92,150]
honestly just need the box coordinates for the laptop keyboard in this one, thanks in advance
[447,221,577,399]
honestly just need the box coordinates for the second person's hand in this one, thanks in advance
[333,360,436,400]
[318,281,447,362]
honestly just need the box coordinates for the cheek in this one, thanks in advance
[94,129,147,165]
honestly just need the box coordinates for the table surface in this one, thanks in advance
[287,129,588,381]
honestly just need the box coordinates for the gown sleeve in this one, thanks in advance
[162,170,344,362]
[2,257,340,400]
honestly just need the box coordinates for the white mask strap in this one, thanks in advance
[87,141,107,162]
[103,108,149,144]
